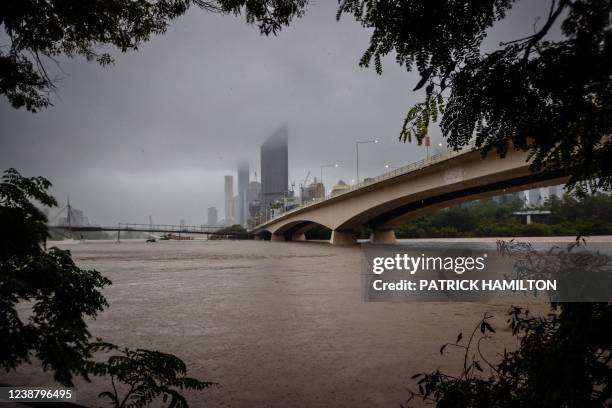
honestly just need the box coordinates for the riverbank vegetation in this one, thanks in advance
[395,193,612,238]
[305,192,612,240]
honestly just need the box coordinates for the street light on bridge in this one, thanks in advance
[320,163,339,197]
[356,139,378,183]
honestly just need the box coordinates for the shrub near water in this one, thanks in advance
[395,194,612,238]
[405,240,612,407]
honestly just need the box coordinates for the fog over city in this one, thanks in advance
[0,1,554,226]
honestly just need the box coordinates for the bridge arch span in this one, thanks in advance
[335,170,567,232]
[255,219,332,242]
[252,148,569,245]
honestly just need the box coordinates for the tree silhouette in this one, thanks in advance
[84,342,217,408]
[335,0,611,192]
[1,168,215,405]
[405,240,612,407]
[0,0,306,111]
[0,168,111,385]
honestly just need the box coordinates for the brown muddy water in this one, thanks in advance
[4,238,582,407]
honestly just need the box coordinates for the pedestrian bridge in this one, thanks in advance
[251,146,568,245]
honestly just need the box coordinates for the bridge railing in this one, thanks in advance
[265,142,478,223]
[117,223,224,233]
[49,222,226,232]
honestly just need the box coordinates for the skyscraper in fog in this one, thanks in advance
[247,180,262,228]
[237,160,249,227]
[224,175,234,223]
[260,125,289,221]
[207,206,218,227]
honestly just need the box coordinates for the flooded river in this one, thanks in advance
[4,238,610,407]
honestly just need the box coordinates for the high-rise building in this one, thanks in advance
[331,180,350,196]
[238,160,250,197]
[522,184,565,207]
[207,206,218,227]
[549,185,564,199]
[233,195,240,225]
[527,188,543,207]
[301,180,324,203]
[237,160,249,227]
[224,175,234,223]
[247,181,262,229]
[260,126,289,221]
[247,180,261,202]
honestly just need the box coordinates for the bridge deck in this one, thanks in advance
[253,143,478,231]
[49,223,237,235]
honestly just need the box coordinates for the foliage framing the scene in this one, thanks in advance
[405,240,612,407]
[0,168,111,385]
[0,0,306,111]
[336,0,612,193]
[1,168,215,407]
[84,342,217,408]
[3,1,609,191]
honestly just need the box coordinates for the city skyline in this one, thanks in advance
[0,1,556,226]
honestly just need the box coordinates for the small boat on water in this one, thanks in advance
[162,233,193,241]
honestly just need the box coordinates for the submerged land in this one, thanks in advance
[3,238,610,407]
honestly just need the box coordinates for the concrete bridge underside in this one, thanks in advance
[252,148,568,245]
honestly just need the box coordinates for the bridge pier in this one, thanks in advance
[330,230,357,245]
[271,233,286,242]
[254,234,264,241]
[291,232,306,241]
[370,229,396,244]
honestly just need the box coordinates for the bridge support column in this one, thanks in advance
[271,233,286,242]
[330,230,357,245]
[370,229,396,244]
[291,232,306,241]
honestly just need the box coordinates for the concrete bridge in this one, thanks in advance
[251,145,568,245]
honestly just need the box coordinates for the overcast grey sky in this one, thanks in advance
[0,1,553,226]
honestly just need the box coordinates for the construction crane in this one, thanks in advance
[298,170,312,204]
[300,170,311,189]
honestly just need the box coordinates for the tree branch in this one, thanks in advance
[522,0,568,62]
